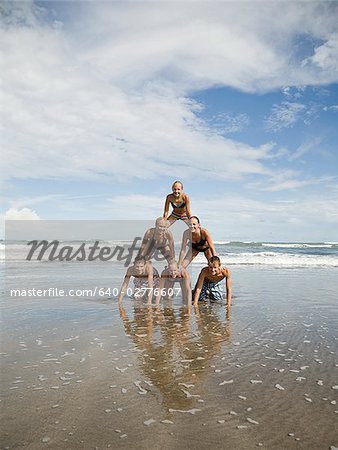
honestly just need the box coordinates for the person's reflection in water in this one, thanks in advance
[118,302,231,412]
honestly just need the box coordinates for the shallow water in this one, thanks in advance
[1,267,338,449]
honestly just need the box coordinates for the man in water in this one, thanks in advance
[193,256,231,307]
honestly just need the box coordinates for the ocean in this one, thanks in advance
[2,240,338,267]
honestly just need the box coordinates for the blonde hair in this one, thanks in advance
[155,217,167,226]
[172,180,184,190]
[168,258,178,267]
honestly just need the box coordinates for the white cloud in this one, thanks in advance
[323,104,338,112]
[207,113,250,134]
[250,171,336,193]
[264,102,306,132]
[289,137,322,161]
[308,34,338,72]
[282,86,306,100]
[4,207,41,220]
[76,2,338,91]
[1,1,338,185]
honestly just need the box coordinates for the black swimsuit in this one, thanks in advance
[169,196,188,220]
[191,231,210,252]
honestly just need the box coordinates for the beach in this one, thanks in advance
[1,241,338,449]
[3,1,338,448]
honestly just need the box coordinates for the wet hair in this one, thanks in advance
[209,256,221,266]
[155,217,167,226]
[190,216,200,224]
[168,258,178,267]
[172,180,184,190]
[134,256,146,265]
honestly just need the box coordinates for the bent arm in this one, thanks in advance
[185,195,191,219]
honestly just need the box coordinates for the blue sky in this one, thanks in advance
[1,1,338,241]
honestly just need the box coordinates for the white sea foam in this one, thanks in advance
[262,243,333,249]
[193,252,338,267]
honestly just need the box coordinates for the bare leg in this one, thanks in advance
[167,215,178,227]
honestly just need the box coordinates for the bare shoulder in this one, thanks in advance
[200,266,209,276]
[165,228,174,238]
[222,267,231,277]
[144,228,153,239]
[202,227,210,237]
[182,228,190,238]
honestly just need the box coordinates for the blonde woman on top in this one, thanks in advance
[163,181,191,226]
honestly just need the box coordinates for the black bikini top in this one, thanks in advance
[170,198,186,209]
[191,230,209,251]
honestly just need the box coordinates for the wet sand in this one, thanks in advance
[1,267,338,449]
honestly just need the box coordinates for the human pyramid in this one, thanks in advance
[118,181,231,307]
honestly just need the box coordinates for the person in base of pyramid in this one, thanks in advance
[155,259,192,306]
[178,216,216,268]
[163,180,191,226]
[118,257,159,305]
[193,256,231,307]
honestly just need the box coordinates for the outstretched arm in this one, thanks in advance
[146,264,154,305]
[138,229,152,259]
[163,195,171,220]
[167,230,175,260]
[118,272,131,303]
[178,229,189,266]
[225,268,232,306]
[205,229,216,257]
[193,269,206,305]
[155,276,166,305]
[185,195,191,219]
[183,269,192,306]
